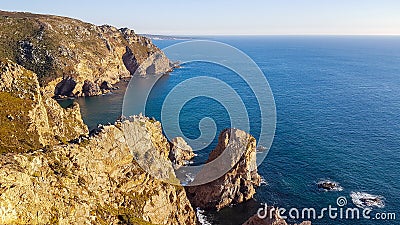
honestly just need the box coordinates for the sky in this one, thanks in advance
[1,0,399,35]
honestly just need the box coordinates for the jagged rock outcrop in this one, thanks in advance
[54,76,76,97]
[169,137,195,169]
[82,80,102,97]
[0,61,197,224]
[135,52,174,76]
[0,119,197,224]
[0,59,88,153]
[186,128,261,210]
[100,80,114,91]
[0,10,172,98]
[122,115,178,183]
[243,208,311,225]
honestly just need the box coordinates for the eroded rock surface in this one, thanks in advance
[0,59,88,153]
[0,10,173,97]
[82,80,102,97]
[169,137,195,168]
[186,128,261,210]
[0,119,196,225]
[0,60,196,224]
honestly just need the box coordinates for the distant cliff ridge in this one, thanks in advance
[0,10,173,98]
[140,34,194,41]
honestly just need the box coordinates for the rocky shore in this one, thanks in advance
[0,10,311,225]
[0,58,311,224]
[0,60,195,224]
[0,10,174,99]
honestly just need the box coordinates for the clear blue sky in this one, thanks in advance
[1,0,399,35]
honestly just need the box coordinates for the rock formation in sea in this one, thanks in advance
[317,180,343,192]
[0,10,173,98]
[1,10,310,224]
[169,137,196,169]
[0,60,196,224]
[185,128,261,210]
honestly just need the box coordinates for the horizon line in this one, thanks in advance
[1,11,398,37]
[140,33,400,37]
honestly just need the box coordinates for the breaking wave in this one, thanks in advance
[196,208,212,225]
[350,192,385,209]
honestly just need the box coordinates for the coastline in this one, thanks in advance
[1,7,399,224]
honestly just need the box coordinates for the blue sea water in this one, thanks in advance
[69,36,400,225]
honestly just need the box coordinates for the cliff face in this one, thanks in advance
[0,10,172,97]
[186,128,261,210]
[0,60,196,224]
[169,137,196,169]
[0,58,88,153]
[0,120,196,225]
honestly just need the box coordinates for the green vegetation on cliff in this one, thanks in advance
[0,10,171,97]
[0,59,88,153]
[0,60,196,224]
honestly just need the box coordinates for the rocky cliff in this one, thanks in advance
[0,60,196,224]
[0,58,88,153]
[0,119,196,225]
[169,137,196,169]
[0,10,173,97]
[186,128,261,210]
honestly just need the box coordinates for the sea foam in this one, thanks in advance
[350,192,385,209]
[196,208,212,225]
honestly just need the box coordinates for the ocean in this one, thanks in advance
[63,36,400,225]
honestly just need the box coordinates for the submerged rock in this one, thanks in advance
[317,180,343,191]
[185,128,261,210]
[350,192,385,209]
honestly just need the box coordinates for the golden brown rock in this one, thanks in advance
[0,59,88,153]
[0,10,173,98]
[169,137,196,169]
[186,128,261,210]
[0,61,196,224]
[0,120,196,224]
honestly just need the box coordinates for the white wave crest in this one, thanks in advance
[260,176,268,186]
[196,208,212,225]
[350,192,385,209]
